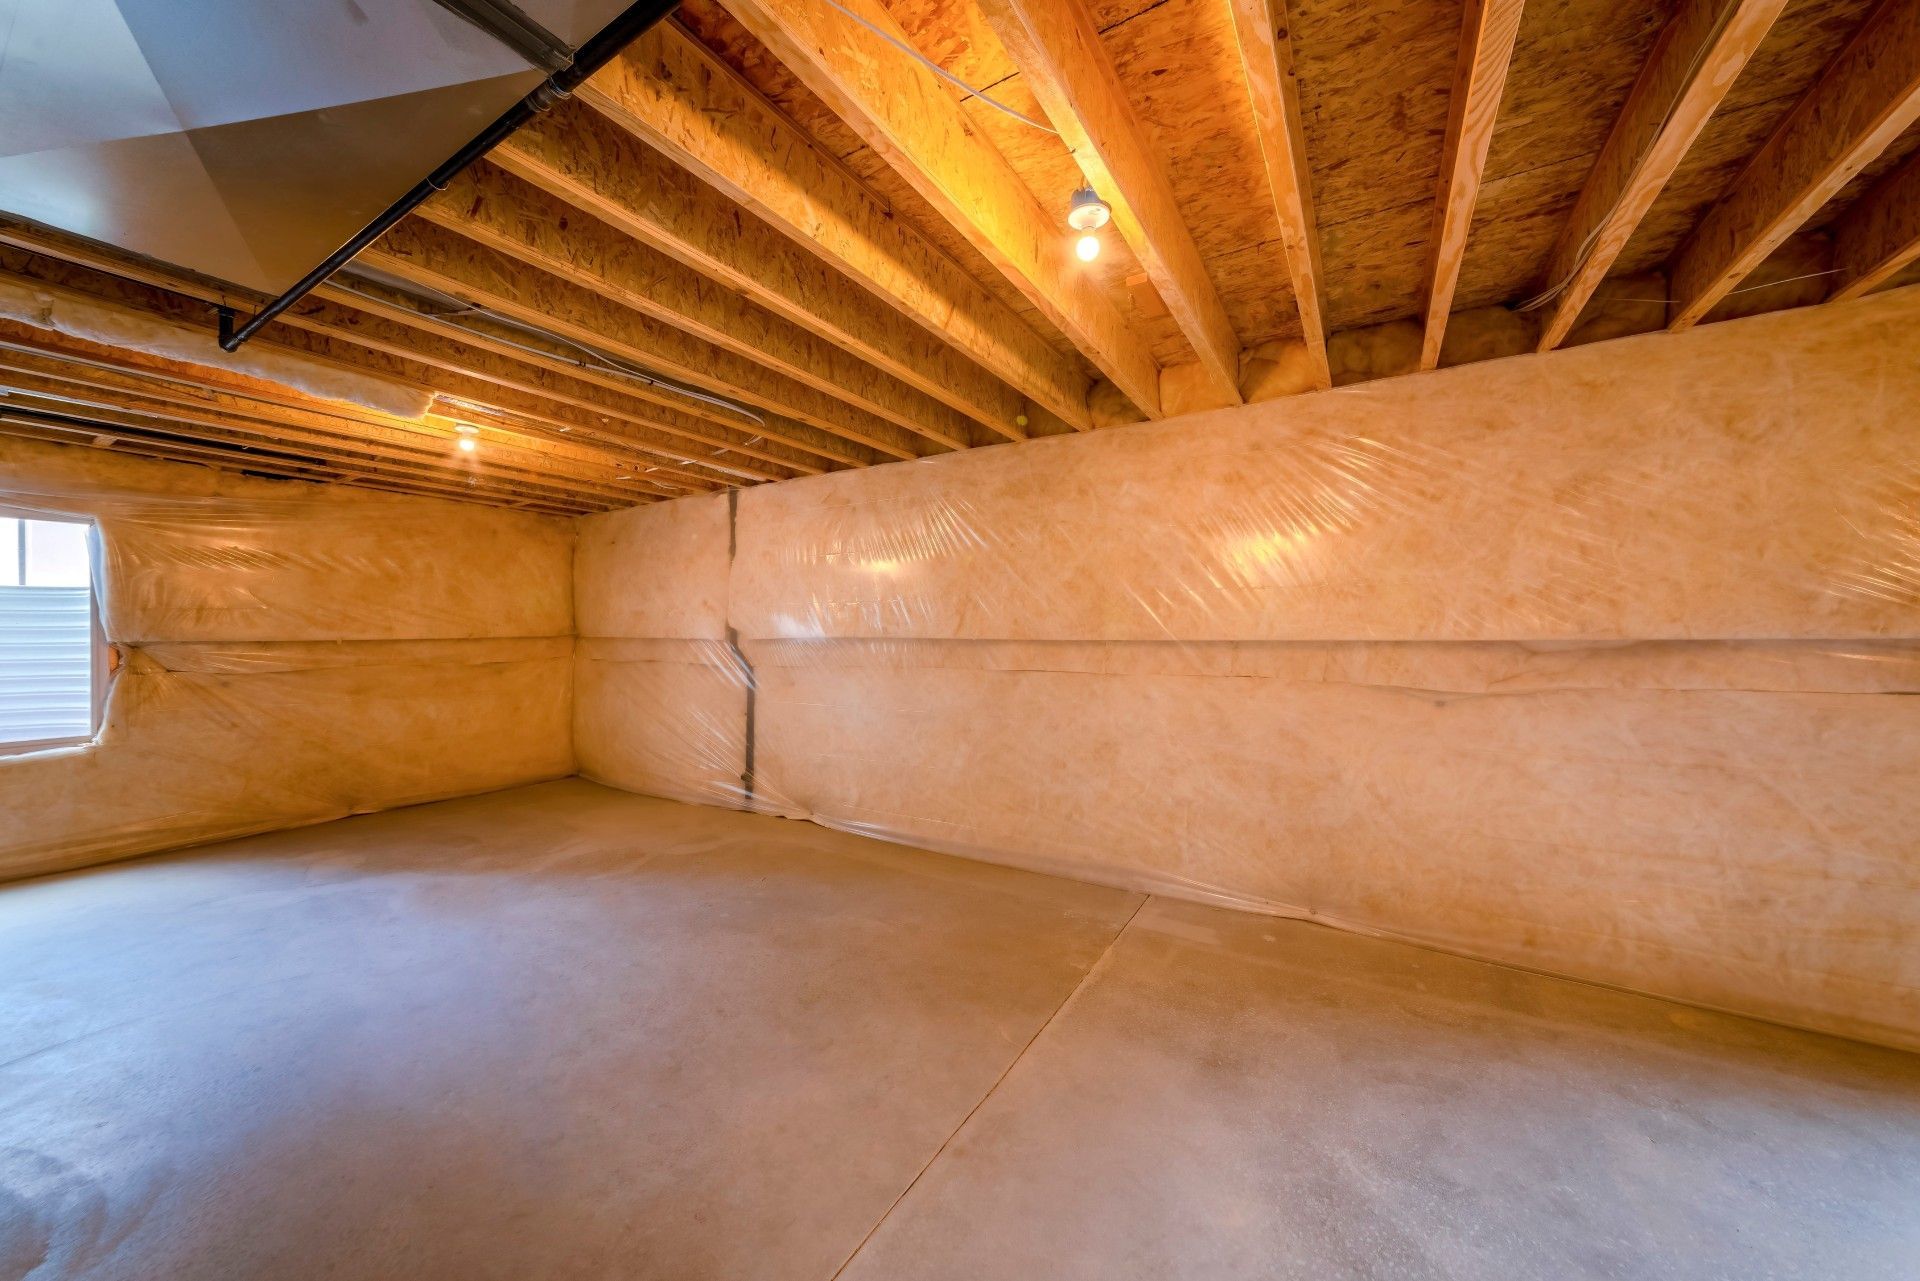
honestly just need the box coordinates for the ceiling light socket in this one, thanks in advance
[1067,186,1110,231]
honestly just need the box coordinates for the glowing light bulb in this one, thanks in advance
[457,436,478,453]
[1075,233,1100,262]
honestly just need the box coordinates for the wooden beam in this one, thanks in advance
[0,217,871,474]
[715,0,1165,417]
[259,324,772,488]
[313,278,871,468]
[496,103,1028,442]
[580,22,1091,428]
[1536,0,1787,350]
[1830,146,1920,300]
[0,250,757,489]
[279,298,827,475]
[1227,0,1330,389]
[1420,0,1527,370]
[0,417,606,515]
[0,280,703,504]
[366,218,929,461]
[424,163,976,452]
[1670,0,1920,329]
[978,0,1241,405]
[0,353,674,506]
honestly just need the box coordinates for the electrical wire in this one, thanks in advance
[1512,0,1745,315]
[331,272,766,424]
[815,0,1059,135]
[1583,266,1848,306]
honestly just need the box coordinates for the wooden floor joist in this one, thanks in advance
[1535,0,1788,351]
[495,103,1029,443]
[580,22,1093,429]
[0,344,693,503]
[1420,0,1527,370]
[259,322,784,487]
[0,254,758,489]
[1228,0,1331,389]
[1669,0,1920,329]
[311,277,873,469]
[0,417,604,515]
[421,165,975,451]
[1829,146,1920,302]
[0,321,703,504]
[278,298,828,477]
[5,0,1918,514]
[978,0,1242,407]
[367,219,932,461]
[723,0,1164,416]
[0,371,666,509]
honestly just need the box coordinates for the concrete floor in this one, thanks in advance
[2,781,1917,1281]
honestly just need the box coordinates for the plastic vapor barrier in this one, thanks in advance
[0,436,574,880]
[575,288,1920,1052]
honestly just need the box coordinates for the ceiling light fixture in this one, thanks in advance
[1067,187,1110,231]
[1067,186,1108,262]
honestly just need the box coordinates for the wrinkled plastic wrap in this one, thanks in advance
[0,436,575,881]
[575,289,1920,1052]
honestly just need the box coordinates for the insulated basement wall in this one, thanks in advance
[0,438,574,881]
[577,286,1920,1052]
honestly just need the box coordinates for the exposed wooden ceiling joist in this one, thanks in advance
[0,250,762,490]
[0,415,606,516]
[0,339,680,507]
[495,102,1029,442]
[977,0,1242,408]
[1534,0,1790,351]
[422,163,977,452]
[718,0,1166,417]
[1829,145,1920,300]
[366,218,931,460]
[278,297,829,476]
[580,22,1093,429]
[1420,0,1527,371]
[1227,0,1331,391]
[1669,0,1920,329]
[311,276,873,468]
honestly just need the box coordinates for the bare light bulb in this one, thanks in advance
[457,436,478,453]
[1074,233,1101,262]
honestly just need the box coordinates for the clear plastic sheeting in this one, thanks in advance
[574,289,1920,1053]
[0,435,575,881]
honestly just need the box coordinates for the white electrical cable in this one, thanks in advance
[814,0,1059,135]
[1585,267,1849,306]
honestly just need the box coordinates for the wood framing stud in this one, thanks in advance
[1228,0,1330,389]
[979,0,1242,406]
[1536,0,1787,351]
[1669,0,1920,330]
[1420,0,1527,370]
[718,0,1166,417]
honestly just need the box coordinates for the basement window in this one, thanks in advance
[0,513,103,753]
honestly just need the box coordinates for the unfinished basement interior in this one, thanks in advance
[3,0,1919,1276]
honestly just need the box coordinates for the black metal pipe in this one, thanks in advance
[218,0,682,352]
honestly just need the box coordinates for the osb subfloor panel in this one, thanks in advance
[3,781,1917,1280]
